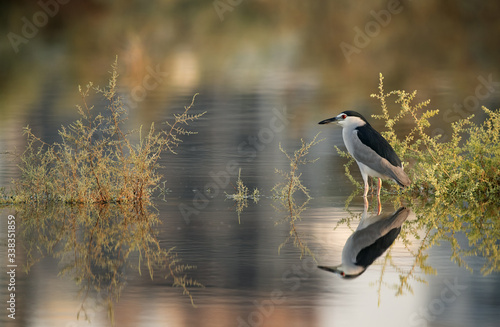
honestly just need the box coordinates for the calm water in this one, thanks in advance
[1,2,500,326]
[0,75,499,327]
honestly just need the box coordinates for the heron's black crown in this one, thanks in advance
[342,110,369,124]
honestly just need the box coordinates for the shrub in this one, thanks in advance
[8,59,205,205]
[340,73,500,205]
[272,134,323,259]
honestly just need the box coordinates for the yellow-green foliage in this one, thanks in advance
[272,134,323,259]
[19,202,202,320]
[230,168,250,201]
[341,73,500,205]
[334,75,500,295]
[225,168,261,223]
[9,59,205,205]
[272,134,323,203]
[406,196,500,276]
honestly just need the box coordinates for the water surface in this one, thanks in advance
[1,2,500,326]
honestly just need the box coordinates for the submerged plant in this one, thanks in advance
[6,58,205,205]
[272,133,323,260]
[225,168,261,223]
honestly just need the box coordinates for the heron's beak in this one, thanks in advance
[317,265,341,274]
[318,117,338,125]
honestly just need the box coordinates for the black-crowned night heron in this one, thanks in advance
[318,207,410,278]
[318,111,411,197]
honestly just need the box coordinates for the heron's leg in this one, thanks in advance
[373,178,382,214]
[362,173,369,198]
[377,178,382,197]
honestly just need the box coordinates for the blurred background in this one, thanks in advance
[2,0,500,123]
[1,1,500,327]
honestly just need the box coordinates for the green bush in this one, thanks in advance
[342,73,500,205]
[6,59,204,205]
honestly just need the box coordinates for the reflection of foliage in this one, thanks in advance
[410,197,500,276]
[2,58,205,205]
[272,134,323,260]
[352,192,500,305]
[333,190,364,233]
[225,168,260,223]
[19,203,202,324]
[370,216,435,306]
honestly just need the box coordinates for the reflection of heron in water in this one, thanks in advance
[318,207,410,278]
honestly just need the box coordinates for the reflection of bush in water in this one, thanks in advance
[0,59,205,322]
[272,134,323,261]
[20,203,202,322]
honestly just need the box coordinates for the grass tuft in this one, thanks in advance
[225,168,261,223]
[272,133,324,260]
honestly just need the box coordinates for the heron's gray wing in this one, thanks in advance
[351,207,410,267]
[355,228,400,267]
[349,129,411,186]
[356,124,401,167]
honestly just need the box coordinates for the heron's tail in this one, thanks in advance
[391,166,411,188]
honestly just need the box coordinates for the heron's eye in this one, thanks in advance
[340,271,345,277]
[341,114,347,119]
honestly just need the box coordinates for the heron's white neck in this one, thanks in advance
[337,116,366,129]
